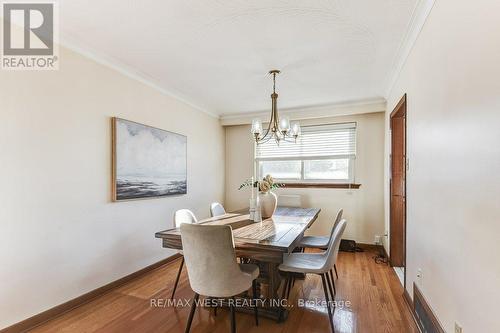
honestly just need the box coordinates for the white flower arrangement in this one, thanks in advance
[239,174,283,193]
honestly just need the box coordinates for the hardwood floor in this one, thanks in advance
[30,248,418,333]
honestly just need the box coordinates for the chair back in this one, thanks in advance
[210,202,226,217]
[174,209,197,228]
[180,223,252,297]
[324,219,347,270]
[332,208,343,230]
[325,208,343,243]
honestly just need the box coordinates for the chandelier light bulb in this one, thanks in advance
[251,118,263,134]
[279,116,290,132]
[291,122,301,136]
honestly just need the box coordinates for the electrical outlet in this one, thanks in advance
[455,322,463,333]
[374,235,381,245]
[416,268,422,280]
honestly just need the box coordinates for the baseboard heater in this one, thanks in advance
[413,283,445,333]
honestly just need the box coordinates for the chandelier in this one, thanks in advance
[251,70,301,144]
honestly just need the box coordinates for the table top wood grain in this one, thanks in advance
[155,207,321,258]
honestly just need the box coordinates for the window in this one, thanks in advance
[255,122,356,183]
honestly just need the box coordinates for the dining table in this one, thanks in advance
[155,206,321,321]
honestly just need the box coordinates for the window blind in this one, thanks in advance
[255,122,356,159]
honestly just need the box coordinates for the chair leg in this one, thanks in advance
[334,264,339,279]
[329,269,336,295]
[281,273,290,300]
[185,293,199,333]
[320,274,335,333]
[326,271,335,300]
[252,280,259,326]
[287,274,293,299]
[230,296,237,333]
[331,273,336,295]
[171,257,184,299]
[210,296,217,316]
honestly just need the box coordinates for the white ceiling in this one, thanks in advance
[60,0,419,116]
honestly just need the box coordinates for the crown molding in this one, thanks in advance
[220,97,386,126]
[56,0,431,123]
[59,33,220,119]
[384,0,436,98]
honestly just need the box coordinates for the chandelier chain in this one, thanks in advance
[272,72,276,94]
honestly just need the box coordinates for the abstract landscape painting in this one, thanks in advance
[112,118,187,201]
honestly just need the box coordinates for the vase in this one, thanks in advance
[258,191,277,219]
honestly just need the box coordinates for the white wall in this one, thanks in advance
[225,112,385,244]
[0,46,225,328]
[384,0,500,331]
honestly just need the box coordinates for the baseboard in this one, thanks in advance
[412,283,445,333]
[403,288,421,333]
[1,254,182,333]
[403,283,445,333]
[357,242,384,252]
[381,245,389,260]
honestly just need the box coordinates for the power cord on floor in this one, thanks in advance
[373,246,389,265]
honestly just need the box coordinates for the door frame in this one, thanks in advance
[389,94,407,285]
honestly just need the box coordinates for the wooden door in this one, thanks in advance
[390,95,406,267]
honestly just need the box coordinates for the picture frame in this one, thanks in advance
[111,117,187,201]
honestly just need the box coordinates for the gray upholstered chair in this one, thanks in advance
[299,208,343,279]
[180,223,260,333]
[279,219,347,333]
[210,202,226,217]
[170,209,198,300]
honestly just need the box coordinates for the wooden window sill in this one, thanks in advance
[281,183,361,189]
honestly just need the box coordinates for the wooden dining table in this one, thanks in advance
[155,206,321,321]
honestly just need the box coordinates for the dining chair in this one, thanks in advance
[180,223,260,333]
[210,202,226,217]
[299,208,343,280]
[171,209,198,300]
[279,219,347,333]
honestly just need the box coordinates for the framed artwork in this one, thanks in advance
[111,117,187,201]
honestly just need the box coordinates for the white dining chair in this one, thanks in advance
[279,219,347,333]
[170,209,198,300]
[180,223,260,333]
[210,202,226,217]
[299,209,343,280]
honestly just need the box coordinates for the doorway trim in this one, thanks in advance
[389,94,407,286]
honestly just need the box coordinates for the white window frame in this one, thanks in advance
[254,123,357,184]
